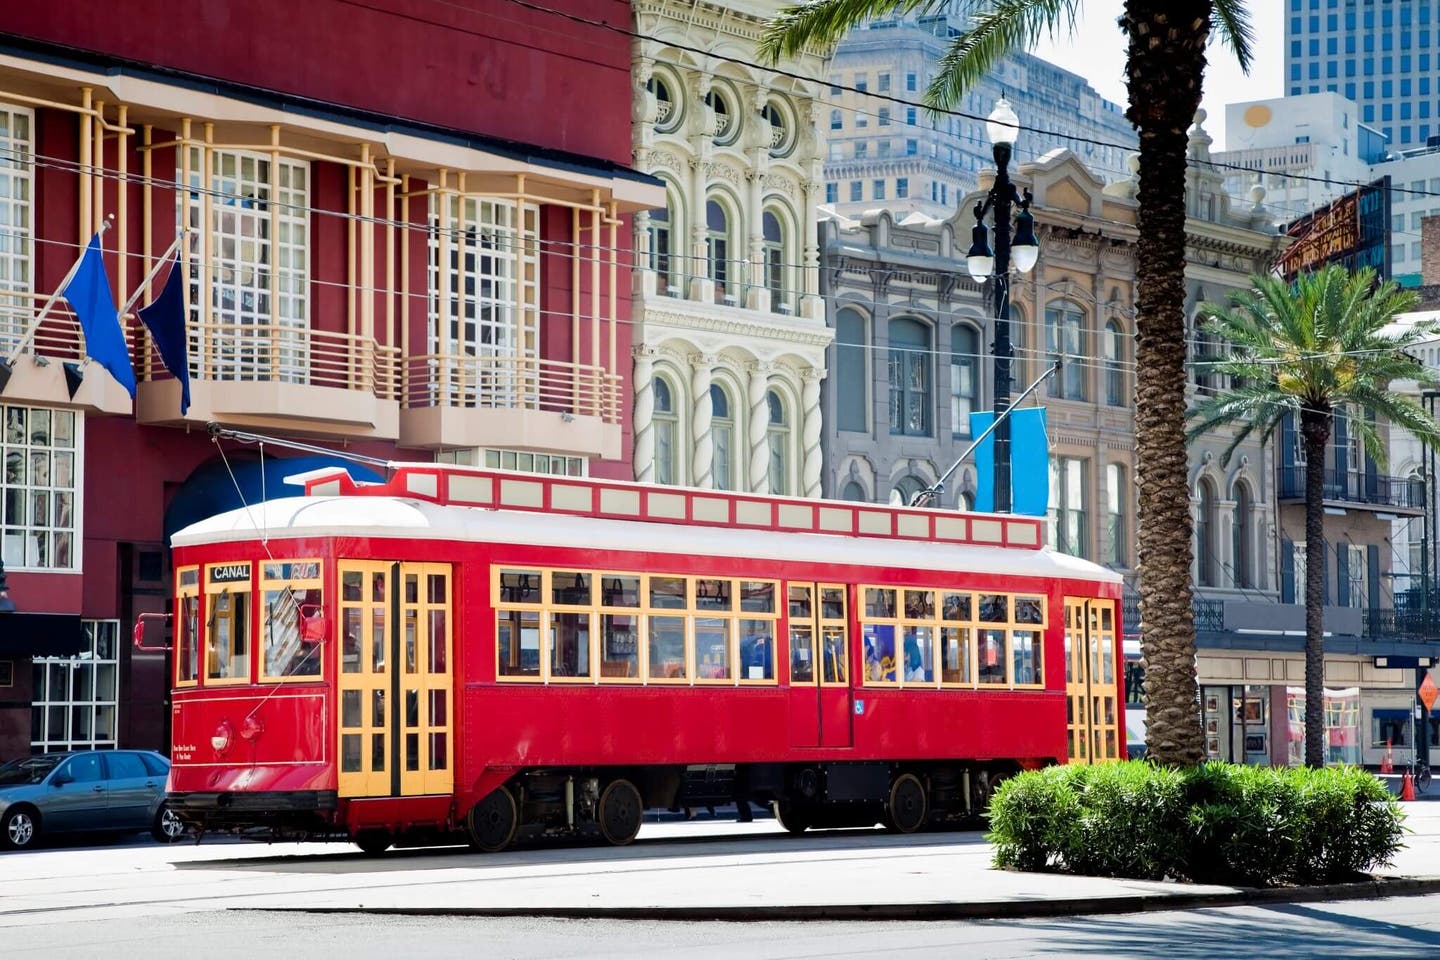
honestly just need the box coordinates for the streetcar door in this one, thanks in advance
[337,561,454,799]
[786,582,853,749]
[1064,597,1121,764]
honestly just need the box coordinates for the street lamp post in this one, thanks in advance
[966,97,1039,513]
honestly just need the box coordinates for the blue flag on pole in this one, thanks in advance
[970,407,1049,517]
[63,234,135,398]
[138,252,191,414]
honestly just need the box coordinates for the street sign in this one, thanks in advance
[1420,674,1439,713]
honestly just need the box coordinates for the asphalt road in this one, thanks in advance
[6,897,1440,960]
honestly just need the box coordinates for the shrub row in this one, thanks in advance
[986,761,1404,887]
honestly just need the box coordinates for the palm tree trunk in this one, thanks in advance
[1301,407,1331,768]
[1124,0,1212,766]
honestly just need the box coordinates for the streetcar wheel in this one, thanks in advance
[886,773,928,834]
[467,785,519,853]
[151,803,187,843]
[772,801,811,834]
[597,779,643,846]
[354,830,393,856]
[1,806,39,850]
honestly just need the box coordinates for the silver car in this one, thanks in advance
[0,750,186,850]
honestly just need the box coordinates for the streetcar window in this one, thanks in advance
[648,615,687,680]
[865,588,895,619]
[820,625,847,684]
[601,575,640,608]
[1015,596,1045,625]
[1012,629,1039,685]
[550,611,593,679]
[819,587,844,621]
[499,569,542,604]
[904,590,934,619]
[790,622,814,684]
[903,626,934,682]
[741,581,775,613]
[740,620,774,681]
[978,629,1006,684]
[552,571,591,606]
[863,624,896,683]
[650,577,687,610]
[206,589,250,682]
[497,609,541,677]
[940,627,970,684]
[176,567,201,686]
[696,579,732,611]
[261,560,324,681]
[942,592,971,621]
[694,616,732,680]
[978,595,1008,623]
[601,613,639,678]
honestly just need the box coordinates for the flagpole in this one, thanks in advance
[117,230,188,320]
[5,218,114,365]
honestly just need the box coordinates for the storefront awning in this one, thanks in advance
[0,613,87,657]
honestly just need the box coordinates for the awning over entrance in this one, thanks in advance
[0,613,87,657]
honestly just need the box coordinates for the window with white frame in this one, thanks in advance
[950,324,979,438]
[766,389,790,495]
[711,383,735,491]
[654,376,679,486]
[182,149,309,381]
[648,191,675,295]
[1106,463,1127,568]
[30,620,120,752]
[1346,543,1367,609]
[428,195,540,407]
[0,103,33,354]
[762,211,786,313]
[1045,302,1086,401]
[1048,457,1088,558]
[2,405,79,570]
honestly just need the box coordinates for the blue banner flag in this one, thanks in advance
[138,252,191,414]
[63,234,135,397]
[969,407,1049,517]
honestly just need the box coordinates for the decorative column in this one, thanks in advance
[688,73,714,303]
[799,101,825,320]
[633,347,658,483]
[747,361,773,493]
[801,367,823,499]
[745,86,769,312]
[1217,497,1237,589]
[691,355,716,489]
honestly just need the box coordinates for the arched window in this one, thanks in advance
[958,489,975,511]
[711,383,734,491]
[1233,481,1253,589]
[888,317,931,436]
[836,308,868,433]
[654,376,679,486]
[762,210,786,313]
[1045,302,1086,400]
[950,324,979,438]
[1106,463,1127,567]
[647,74,681,133]
[706,198,731,304]
[1104,320,1125,406]
[841,480,867,502]
[889,476,925,507]
[649,186,676,295]
[766,389,790,494]
[1197,478,1217,587]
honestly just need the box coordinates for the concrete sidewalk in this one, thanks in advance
[6,801,1440,926]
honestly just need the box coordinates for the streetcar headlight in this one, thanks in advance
[211,720,234,756]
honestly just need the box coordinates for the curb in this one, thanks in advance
[239,875,1440,922]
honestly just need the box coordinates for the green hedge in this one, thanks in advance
[987,762,1404,887]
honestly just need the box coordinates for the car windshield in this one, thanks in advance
[0,756,62,786]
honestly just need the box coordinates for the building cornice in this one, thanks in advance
[641,298,835,349]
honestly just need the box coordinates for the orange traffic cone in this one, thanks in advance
[1382,737,1394,774]
[1403,770,1416,801]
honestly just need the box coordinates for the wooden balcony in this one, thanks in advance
[399,353,622,458]
[136,321,402,440]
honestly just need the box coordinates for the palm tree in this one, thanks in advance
[1188,265,1440,768]
[761,1,1252,765]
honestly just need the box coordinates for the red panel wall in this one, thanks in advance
[1,0,633,164]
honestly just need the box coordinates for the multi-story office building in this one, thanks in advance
[821,14,1136,219]
[629,0,832,498]
[0,2,659,758]
[1285,0,1439,152]
[820,114,1428,767]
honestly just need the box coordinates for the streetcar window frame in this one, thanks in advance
[175,566,201,688]
[258,560,325,683]
[203,562,253,685]
[858,586,1047,690]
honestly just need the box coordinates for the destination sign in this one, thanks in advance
[209,563,252,584]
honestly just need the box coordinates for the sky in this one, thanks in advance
[1027,0,1285,152]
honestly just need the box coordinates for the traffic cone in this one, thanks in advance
[1382,737,1394,774]
[1403,770,1416,801]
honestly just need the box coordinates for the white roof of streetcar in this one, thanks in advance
[173,495,1122,585]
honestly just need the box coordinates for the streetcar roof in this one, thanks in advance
[172,496,1122,584]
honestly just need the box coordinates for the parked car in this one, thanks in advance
[0,750,185,850]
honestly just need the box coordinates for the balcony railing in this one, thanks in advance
[0,290,99,363]
[1120,597,1225,636]
[1278,466,1424,509]
[402,354,622,424]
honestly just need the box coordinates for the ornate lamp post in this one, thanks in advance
[965,97,1039,513]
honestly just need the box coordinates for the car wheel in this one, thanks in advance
[151,804,187,843]
[2,806,40,850]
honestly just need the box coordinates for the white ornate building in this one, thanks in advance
[629,0,833,496]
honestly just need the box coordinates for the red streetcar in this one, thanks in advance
[147,459,1124,853]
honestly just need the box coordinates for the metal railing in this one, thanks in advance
[1120,596,1226,636]
[1278,466,1425,509]
[402,353,622,424]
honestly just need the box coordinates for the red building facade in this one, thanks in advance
[0,2,659,759]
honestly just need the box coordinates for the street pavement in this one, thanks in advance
[3,801,1440,927]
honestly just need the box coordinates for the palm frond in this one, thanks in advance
[925,0,1082,110]
[757,0,942,63]
[1211,0,1255,73]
